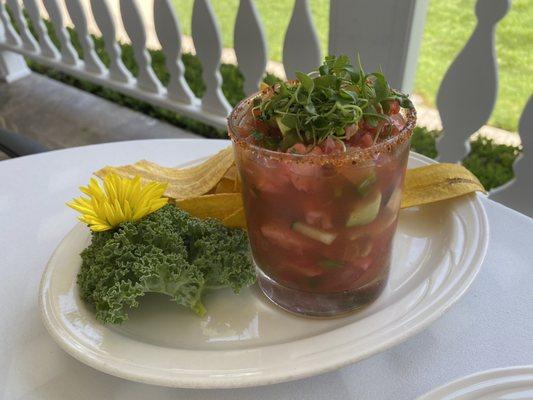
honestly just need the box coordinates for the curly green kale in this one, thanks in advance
[77,204,255,324]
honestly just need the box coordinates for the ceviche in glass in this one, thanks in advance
[228,55,416,316]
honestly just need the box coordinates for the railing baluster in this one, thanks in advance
[0,0,30,82]
[6,0,38,52]
[65,0,105,74]
[491,97,533,217]
[22,0,60,59]
[436,0,510,163]
[282,0,321,79]
[120,0,162,93]
[191,0,231,115]
[0,0,22,46]
[90,0,132,83]
[42,0,79,65]
[234,0,267,95]
[153,0,195,103]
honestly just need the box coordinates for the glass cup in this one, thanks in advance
[228,93,417,317]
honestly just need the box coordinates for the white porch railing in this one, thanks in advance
[0,0,530,216]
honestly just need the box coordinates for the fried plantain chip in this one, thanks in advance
[401,163,486,209]
[214,178,236,194]
[222,207,246,229]
[174,193,243,223]
[96,146,234,200]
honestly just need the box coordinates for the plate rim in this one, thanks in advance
[416,365,533,399]
[39,150,489,388]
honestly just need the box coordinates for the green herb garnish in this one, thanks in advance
[254,55,412,146]
[251,129,279,150]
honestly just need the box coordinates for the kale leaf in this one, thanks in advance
[77,205,255,324]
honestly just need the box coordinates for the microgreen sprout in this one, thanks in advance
[253,55,412,147]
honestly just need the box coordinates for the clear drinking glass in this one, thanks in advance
[228,93,417,317]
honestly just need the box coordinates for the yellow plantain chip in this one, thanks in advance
[215,178,239,194]
[223,165,239,181]
[174,193,243,222]
[401,163,486,209]
[95,146,234,200]
[222,207,247,229]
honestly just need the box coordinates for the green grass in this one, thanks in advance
[172,0,330,63]
[172,0,531,132]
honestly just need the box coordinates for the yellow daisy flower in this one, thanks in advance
[67,174,168,232]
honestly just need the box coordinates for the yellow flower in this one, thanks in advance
[67,174,168,232]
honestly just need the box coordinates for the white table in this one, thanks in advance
[1,139,532,400]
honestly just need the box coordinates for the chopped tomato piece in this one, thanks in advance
[252,119,271,134]
[289,173,318,192]
[360,133,374,148]
[389,113,406,135]
[287,142,307,154]
[286,149,324,192]
[387,100,400,114]
[245,160,289,193]
[304,210,334,230]
[321,137,344,155]
[237,125,252,138]
[260,223,313,255]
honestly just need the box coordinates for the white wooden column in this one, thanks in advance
[490,97,533,217]
[328,0,429,92]
[191,0,231,116]
[22,0,60,59]
[0,50,30,82]
[65,0,106,74]
[90,0,133,83]
[0,2,30,82]
[154,0,196,103]
[436,0,510,163]
[43,0,79,65]
[283,0,321,78]
[234,0,267,95]
[6,0,38,51]
[120,0,163,93]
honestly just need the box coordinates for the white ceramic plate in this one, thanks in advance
[417,366,533,399]
[39,150,489,388]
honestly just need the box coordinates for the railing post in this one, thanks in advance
[0,7,30,83]
[490,96,533,217]
[436,0,510,163]
[0,50,30,82]
[283,0,321,79]
[328,0,429,92]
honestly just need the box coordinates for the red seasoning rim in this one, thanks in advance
[227,91,417,166]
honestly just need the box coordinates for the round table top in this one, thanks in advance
[1,139,532,400]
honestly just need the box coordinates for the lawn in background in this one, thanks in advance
[172,0,532,132]
[172,0,330,62]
